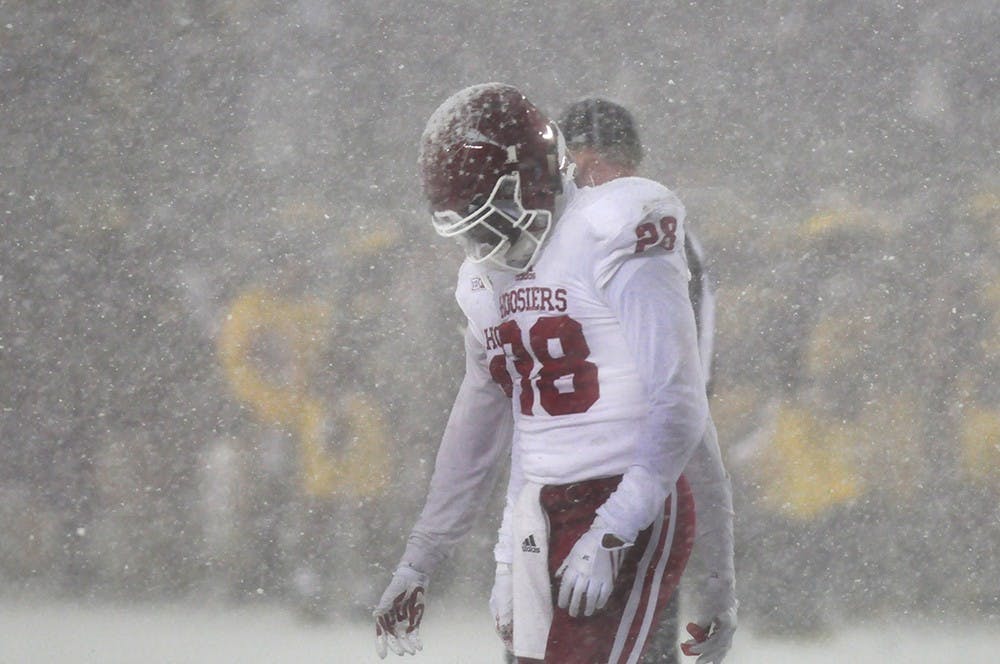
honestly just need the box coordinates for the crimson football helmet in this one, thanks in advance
[419,83,570,272]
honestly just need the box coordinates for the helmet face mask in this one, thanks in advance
[420,83,568,272]
[431,172,552,271]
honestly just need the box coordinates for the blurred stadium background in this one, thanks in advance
[1,0,997,640]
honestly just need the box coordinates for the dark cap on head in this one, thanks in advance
[558,98,643,169]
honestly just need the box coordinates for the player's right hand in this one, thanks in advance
[373,564,430,658]
[555,517,632,617]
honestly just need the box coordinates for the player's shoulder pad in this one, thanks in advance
[573,177,688,289]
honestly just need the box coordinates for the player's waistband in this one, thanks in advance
[539,475,623,512]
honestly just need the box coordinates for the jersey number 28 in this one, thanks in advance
[634,216,677,254]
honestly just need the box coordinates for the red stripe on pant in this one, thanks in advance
[517,475,696,664]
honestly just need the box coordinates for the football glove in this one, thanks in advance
[373,564,429,658]
[489,562,513,652]
[555,517,632,618]
[680,597,737,664]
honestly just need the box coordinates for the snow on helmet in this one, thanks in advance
[419,83,568,272]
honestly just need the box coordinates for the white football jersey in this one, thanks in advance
[457,176,692,486]
[400,177,717,571]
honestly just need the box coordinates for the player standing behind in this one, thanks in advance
[373,84,736,664]
[558,99,714,393]
[557,98,718,663]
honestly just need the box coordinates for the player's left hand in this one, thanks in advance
[555,517,631,617]
[681,574,737,663]
[680,605,737,664]
[373,564,429,658]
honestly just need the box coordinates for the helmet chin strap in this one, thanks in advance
[494,176,576,272]
[502,233,537,271]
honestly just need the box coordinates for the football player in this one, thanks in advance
[558,97,718,663]
[558,98,715,393]
[373,84,736,664]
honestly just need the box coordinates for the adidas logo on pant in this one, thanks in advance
[521,534,541,553]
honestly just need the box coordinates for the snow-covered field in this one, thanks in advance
[1,599,997,664]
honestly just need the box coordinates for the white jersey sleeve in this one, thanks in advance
[588,177,689,290]
[582,181,708,542]
[401,319,513,573]
[682,418,737,618]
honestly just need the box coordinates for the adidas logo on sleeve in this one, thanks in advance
[521,534,541,553]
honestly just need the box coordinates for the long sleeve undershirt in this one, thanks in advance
[595,255,709,543]
[682,417,737,617]
[401,326,513,573]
